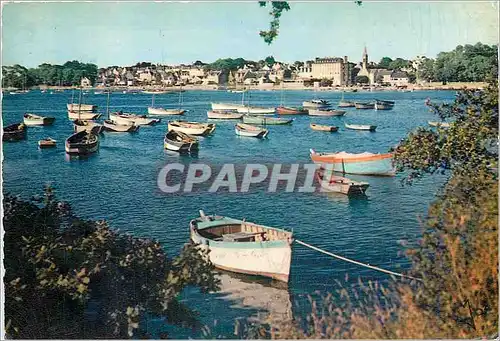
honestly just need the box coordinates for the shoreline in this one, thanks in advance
[6,81,486,93]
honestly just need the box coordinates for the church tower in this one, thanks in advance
[362,46,368,70]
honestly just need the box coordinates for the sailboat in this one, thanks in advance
[211,84,247,111]
[338,88,355,107]
[72,88,103,133]
[147,85,186,115]
[103,92,140,132]
[276,82,308,115]
[235,85,276,115]
[67,88,98,112]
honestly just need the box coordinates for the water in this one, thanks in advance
[2,89,453,338]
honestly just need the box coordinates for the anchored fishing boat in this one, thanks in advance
[375,99,395,105]
[164,130,199,152]
[276,106,308,115]
[374,100,394,110]
[148,87,186,115]
[65,131,99,155]
[38,138,57,149]
[207,111,243,119]
[168,120,216,136]
[345,123,377,131]
[190,211,293,282]
[236,106,276,115]
[66,103,97,112]
[211,103,246,111]
[310,123,338,132]
[242,116,293,125]
[310,149,394,176]
[23,113,55,126]
[302,99,330,109]
[308,109,346,117]
[73,119,104,134]
[103,120,140,132]
[338,101,355,108]
[428,121,451,128]
[68,111,100,120]
[3,123,26,141]
[235,123,268,138]
[109,112,160,126]
[315,167,369,195]
[354,102,375,110]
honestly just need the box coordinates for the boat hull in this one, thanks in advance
[311,151,394,176]
[354,103,375,109]
[235,124,268,138]
[310,124,338,132]
[103,120,140,132]
[375,103,393,110]
[148,107,185,115]
[276,106,308,115]
[3,123,27,142]
[345,124,377,131]
[65,132,99,155]
[168,122,216,136]
[207,111,243,119]
[190,217,292,282]
[68,111,100,120]
[67,103,97,112]
[236,107,276,115]
[338,101,355,108]
[73,120,103,134]
[242,116,293,125]
[308,109,346,116]
[23,115,55,126]
[211,102,245,111]
[109,113,160,126]
[302,101,330,109]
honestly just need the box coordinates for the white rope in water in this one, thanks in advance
[295,239,422,282]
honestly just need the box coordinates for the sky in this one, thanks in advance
[2,1,499,68]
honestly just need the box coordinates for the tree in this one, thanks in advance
[355,75,369,84]
[378,56,393,69]
[388,57,410,70]
[265,55,276,67]
[4,187,220,339]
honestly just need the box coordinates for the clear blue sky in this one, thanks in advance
[2,1,498,68]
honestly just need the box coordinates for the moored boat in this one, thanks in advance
[354,102,375,109]
[23,113,56,126]
[67,103,97,112]
[148,107,186,116]
[236,106,276,115]
[242,116,293,125]
[103,120,140,132]
[308,108,346,116]
[345,123,377,131]
[68,111,100,120]
[315,167,369,195]
[109,112,160,126]
[375,99,395,105]
[374,102,394,110]
[310,149,394,176]
[302,99,330,109]
[164,130,199,152]
[190,211,293,282]
[207,111,243,119]
[310,123,338,132]
[38,138,57,148]
[168,120,216,136]
[428,121,451,128]
[3,123,26,141]
[211,102,245,111]
[65,130,99,155]
[73,119,104,134]
[235,123,268,138]
[276,106,308,115]
[338,100,355,108]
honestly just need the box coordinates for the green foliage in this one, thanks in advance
[388,57,410,70]
[378,56,393,69]
[2,61,98,88]
[264,55,276,67]
[355,75,369,84]
[258,1,290,45]
[205,58,249,71]
[4,187,220,339]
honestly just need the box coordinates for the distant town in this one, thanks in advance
[2,43,497,91]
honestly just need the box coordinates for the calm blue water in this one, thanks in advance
[2,89,453,338]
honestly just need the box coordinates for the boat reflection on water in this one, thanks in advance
[216,270,292,325]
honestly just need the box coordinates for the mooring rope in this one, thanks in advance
[295,239,422,282]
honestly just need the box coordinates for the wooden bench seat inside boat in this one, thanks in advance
[198,223,290,242]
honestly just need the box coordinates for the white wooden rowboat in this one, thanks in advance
[235,123,268,138]
[345,123,377,131]
[23,113,55,126]
[308,109,346,116]
[164,130,199,152]
[168,120,216,136]
[103,120,140,132]
[211,102,246,111]
[148,107,186,116]
[67,103,97,112]
[109,112,160,126]
[73,119,104,134]
[315,167,369,195]
[310,123,338,132]
[190,211,293,282]
[302,100,330,109]
[207,111,243,119]
[67,111,100,120]
[236,106,276,115]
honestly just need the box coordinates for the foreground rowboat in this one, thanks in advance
[65,131,99,155]
[235,123,268,138]
[168,121,216,136]
[315,167,369,195]
[23,113,55,126]
[3,123,26,141]
[190,211,293,282]
[164,130,199,152]
[345,123,377,131]
[242,116,293,125]
[310,123,338,132]
[428,121,450,128]
[310,149,394,176]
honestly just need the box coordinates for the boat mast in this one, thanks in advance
[78,87,83,120]
[106,91,111,119]
[280,81,284,107]
[178,84,183,109]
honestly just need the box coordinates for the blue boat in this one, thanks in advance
[310,149,395,176]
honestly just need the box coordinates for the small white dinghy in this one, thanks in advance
[168,120,216,136]
[103,120,140,132]
[109,112,160,126]
[38,137,57,148]
[308,109,346,116]
[23,113,55,126]
[235,123,268,138]
[428,121,450,128]
[67,111,100,120]
[345,123,377,131]
[236,106,276,115]
[148,107,186,116]
[207,110,243,119]
[164,130,199,153]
